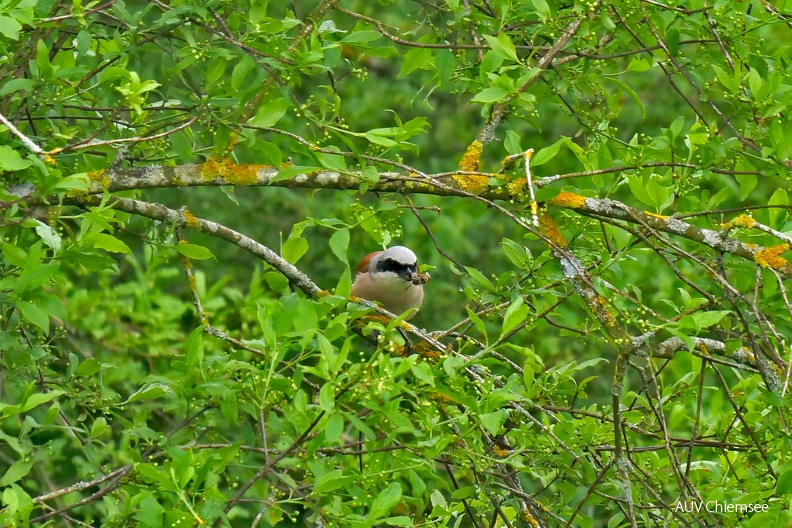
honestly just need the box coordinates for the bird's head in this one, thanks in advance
[359,245,420,284]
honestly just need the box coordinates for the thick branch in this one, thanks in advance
[49,163,792,278]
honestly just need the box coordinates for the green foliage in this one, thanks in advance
[1,0,792,526]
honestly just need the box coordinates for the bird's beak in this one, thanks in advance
[400,269,414,282]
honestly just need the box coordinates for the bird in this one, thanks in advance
[350,246,430,320]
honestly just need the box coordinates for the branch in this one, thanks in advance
[547,192,792,278]
[0,110,46,156]
[65,195,323,298]
[13,160,780,280]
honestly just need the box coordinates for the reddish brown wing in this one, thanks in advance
[356,251,382,274]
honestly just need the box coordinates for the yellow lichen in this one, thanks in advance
[645,212,668,219]
[547,191,587,209]
[458,140,483,172]
[721,214,756,230]
[360,314,392,325]
[452,173,489,192]
[596,294,617,330]
[538,211,568,248]
[411,340,441,362]
[505,177,526,198]
[754,243,790,269]
[86,169,109,187]
[429,391,457,404]
[182,210,201,229]
[223,132,239,157]
[200,158,262,186]
[738,347,756,363]
[492,445,509,458]
[520,509,540,527]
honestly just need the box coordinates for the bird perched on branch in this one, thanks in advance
[351,246,430,320]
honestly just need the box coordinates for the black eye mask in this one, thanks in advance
[376,257,417,278]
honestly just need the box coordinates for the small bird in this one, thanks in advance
[350,246,430,319]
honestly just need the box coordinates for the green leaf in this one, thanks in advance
[480,410,508,435]
[16,301,49,334]
[134,493,165,527]
[92,233,132,254]
[250,97,289,127]
[0,15,22,40]
[329,228,349,263]
[531,137,569,166]
[2,241,26,266]
[231,54,256,91]
[90,417,109,438]
[1,391,64,419]
[0,145,33,171]
[735,174,757,201]
[400,47,433,77]
[0,78,36,96]
[530,0,551,22]
[430,489,447,510]
[324,413,344,443]
[523,364,535,388]
[314,151,348,172]
[1,459,33,486]
[627,176,654,209]
[747,68,764,100]
[410,361,435,387]
[776,468,792,495]
[23,391,64,412]
[34,221,61,251]
[483,34,519,62]
[471,87,509,104]
[35,39,53,77]
[690,310,730,329]
[504,130,522,155]
[221,392,238,424]
[126,383,171,403]
[382,516,413,526]
[369,482,402,520]
[340,30,382,44]
[363,131,398,147]
[54,173,90,192]
[465,307,488,344]
[712,64,736,92]
[668,116,685,139]
[435,49,454,86]
[136,463,168,486]
[174,243,214,260]
[466,266,494,290]
[644,178,672,212]
[768,188,788,225]
[319,383,335,412]
[611,78,646,118]
[282,236,308,264]
[626,58,651,73]
[500,297,528,339]
[314,469,346,493]
[75,358,102,377]
[185,326,204,371]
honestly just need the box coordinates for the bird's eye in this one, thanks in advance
[377,258,415,274]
